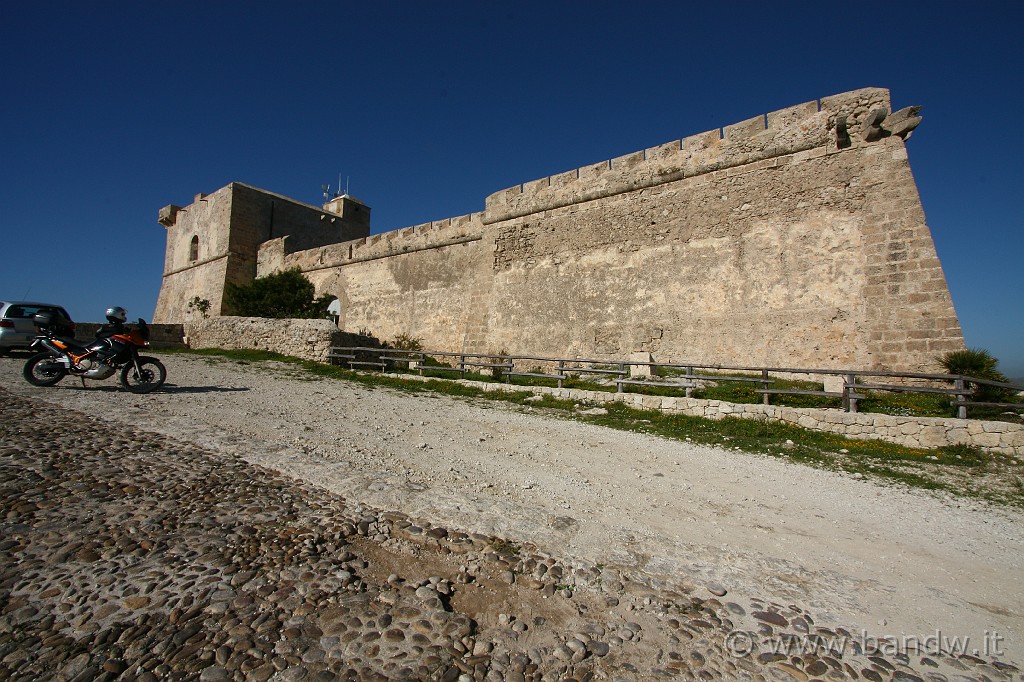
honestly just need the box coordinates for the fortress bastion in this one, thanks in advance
[154,87,964,372]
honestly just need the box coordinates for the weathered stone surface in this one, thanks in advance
[184,317,346,363]
[155,88,963,377]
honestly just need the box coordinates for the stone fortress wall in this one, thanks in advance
[155,87,964,374]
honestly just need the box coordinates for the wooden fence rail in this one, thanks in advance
[326,347,1024,419]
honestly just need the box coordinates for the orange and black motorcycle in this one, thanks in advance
[23,313,166,393]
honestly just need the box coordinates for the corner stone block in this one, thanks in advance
[723,114,766,141]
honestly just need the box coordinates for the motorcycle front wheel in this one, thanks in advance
[23,353,68,387]
[120,357,166,394]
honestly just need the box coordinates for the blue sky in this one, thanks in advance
[2,2,1021,377]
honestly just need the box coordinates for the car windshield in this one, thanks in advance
[4,305,70,320]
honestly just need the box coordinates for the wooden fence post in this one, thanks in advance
[955,378,968,419]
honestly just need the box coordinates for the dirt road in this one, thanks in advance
[3,353,1021,669]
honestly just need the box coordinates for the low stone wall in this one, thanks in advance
[389,373,1024,456]
[184,317,344,363]
[75,323,184,349]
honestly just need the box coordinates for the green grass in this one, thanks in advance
[165,348,1024,507]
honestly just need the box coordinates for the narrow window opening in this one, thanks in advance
[189,235,199,262]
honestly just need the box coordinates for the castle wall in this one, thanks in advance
[260,214,491,348]
[479,135,960,370]
[166,87,963,373]
[254,88,960,372]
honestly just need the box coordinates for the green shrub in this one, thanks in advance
[224,268,334,319]
[938,348,1015,403]
[187,296,211,319]
[391,334,424,351]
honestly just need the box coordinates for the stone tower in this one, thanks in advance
[153,183,370,323]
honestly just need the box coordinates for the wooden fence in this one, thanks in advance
[327,347,1023,420]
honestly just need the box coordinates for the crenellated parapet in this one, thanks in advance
[156,87,957,374]
[258,212,485,277]
[483,87,919,224]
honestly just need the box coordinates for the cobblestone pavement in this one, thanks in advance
[1,386,1020,681]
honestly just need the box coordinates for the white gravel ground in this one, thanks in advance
[3,352,1022,663]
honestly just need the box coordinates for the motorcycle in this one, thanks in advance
[22,313,166,393]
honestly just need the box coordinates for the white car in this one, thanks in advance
[0,301,75,354]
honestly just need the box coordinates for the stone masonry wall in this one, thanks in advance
[255,88,961,372]
[75,323,184,349]
[480,135,959,370]
[259,213,492,348]
[183,317,344,363]
[154,185,236,322]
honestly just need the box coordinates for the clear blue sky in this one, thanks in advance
[2,2,1021,377]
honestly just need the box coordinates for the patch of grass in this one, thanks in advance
[856,391,950,417]
[573,403,1019,503]
[528,395,580,411]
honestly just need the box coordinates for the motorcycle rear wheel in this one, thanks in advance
[23,353,68,387]
[120,357,166,394]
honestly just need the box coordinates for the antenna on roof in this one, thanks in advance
[322,174,351,203]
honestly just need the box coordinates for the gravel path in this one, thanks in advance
[1,353,1022,680]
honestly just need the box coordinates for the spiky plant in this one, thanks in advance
[938,348,1013,403]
